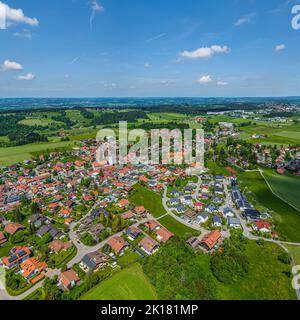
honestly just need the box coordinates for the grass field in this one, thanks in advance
[215,240,297,300]
[286,245,300,265]
[239,171,300,242]
[129,184,166,218]
[80,263,157,300]
[262,169,300,211]
[158,215,199,239]
[0,140,78,165]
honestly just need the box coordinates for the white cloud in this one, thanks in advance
[0,1,39,27]
[145,33,167,43]
[89,0,104,30]
[234,13,255,27]
[275,44,285,51]
[217,81,228,86]
[179,45,229,60]
[1,59,23,71]
[144,62,151,68]
[197,75,212,83]
[16,72,35,81]
[14,29,33,39]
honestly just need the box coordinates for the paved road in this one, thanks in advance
[160,179,230,240]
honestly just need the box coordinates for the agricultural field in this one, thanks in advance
[80,263,157,300]
[238,171,300,242]
[215,240,297,300]
[129,184,166,218]
[262,169,300,211]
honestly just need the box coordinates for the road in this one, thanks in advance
[159,178,230,240]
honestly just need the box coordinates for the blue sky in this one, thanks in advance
[0,0,300,97]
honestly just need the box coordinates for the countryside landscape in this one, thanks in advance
[1,0,300,304]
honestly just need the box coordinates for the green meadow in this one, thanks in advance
[129,184,166,218]
[80,263,157,300]
[239,171,300,242]
[262,169,300,211]
[158,215,199,239]
[215,240,296,300]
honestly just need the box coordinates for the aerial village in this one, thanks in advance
[0,122,299,297]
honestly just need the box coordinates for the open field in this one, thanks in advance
[129,184,166,218]
[238,171,300,242]
[0,140,79,166]
[215,240,297,300]
[80,263,157,300]
[262,169,300,211]
[158,215,199,239]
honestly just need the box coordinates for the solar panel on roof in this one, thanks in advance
[18,250,27,257]
[8,255,17,263]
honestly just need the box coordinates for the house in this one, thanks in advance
[121,211,136,220]
[228,217,242,229]
[156,227,174,243]
[59,270,80,290]
[134,206,147,215]
[186,237,200,250]
[200,230,221,251]
[126,227,142,241]
[205,204,218,214]
[170,198,180,206]
[144,220,161,232]
[175,204,186,214]
[37,225,63,239]
[0,232,7,246]
[139,237,159,255]
[243,209,261,221]
[118,199,129,208]
[213,216,222,227]
[4,222,25,235]
[80,251,109,272]
[182,195,193,206]
[223,207,235,218]
[253,220,271,233]
[88,224,105,240]
[1,246,31,268]
[48,240,73,254]
[28,214,47,229]
[196,213,209,224]
[194,201,204,211]
[107,236,129,255]
[20,257,48,282]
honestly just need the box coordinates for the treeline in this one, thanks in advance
[137,122,189,130]
[0,114,49,147]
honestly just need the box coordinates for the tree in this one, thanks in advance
[30,202,41,215]
[12,208,24,223]
[278,252,292,265]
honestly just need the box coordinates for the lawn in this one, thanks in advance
[238,171,300,242]
[80,263,157,300]
[262,169,300,211]
[129,184,166,218]
[117,249,141,268]
[215,240,297,300]
[158,215,199,239]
